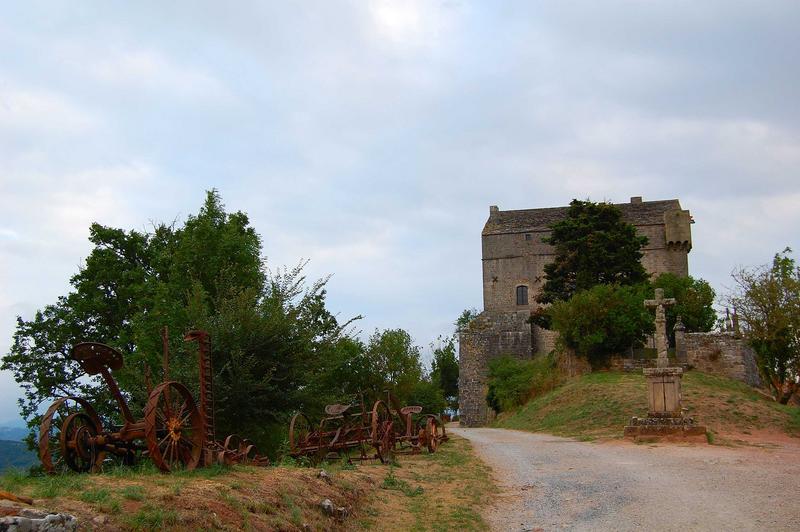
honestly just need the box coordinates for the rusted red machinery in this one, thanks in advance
[38,329,269,474]
[288,392,448,464]
[383,391,447,455]
[288,395,395,464]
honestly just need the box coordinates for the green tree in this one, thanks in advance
[407,378,447,416]
[549,284,654,368]
[651,273,716,344]
[430,336,458,411]
[362,329,423,402]
[727,248,800,404]
[537,200,649,305]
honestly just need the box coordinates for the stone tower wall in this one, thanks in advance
[458,311,532,427]
[482,224,689,313]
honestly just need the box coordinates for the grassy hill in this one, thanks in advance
[495,370,800,443]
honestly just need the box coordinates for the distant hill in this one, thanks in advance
[0,426,28,441]
[0,440,37,471]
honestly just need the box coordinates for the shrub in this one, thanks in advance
[486,354,560,412]
[549,283,654,369]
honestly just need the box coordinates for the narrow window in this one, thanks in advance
[525,233,532,241]
[516,285,528,306]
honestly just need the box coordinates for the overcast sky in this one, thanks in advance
[1,1,799,425]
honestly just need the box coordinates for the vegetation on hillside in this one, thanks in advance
[494,371,800,442]
[486,355,561,413]
[727,248,800,404]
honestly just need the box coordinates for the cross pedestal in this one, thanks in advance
[644,367,682,416]
[624,289,707,442]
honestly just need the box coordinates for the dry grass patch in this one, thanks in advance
[357,434,492,531]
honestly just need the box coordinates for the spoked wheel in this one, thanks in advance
[144,382,204,472]
[289,412,313,456]
[62,412,101,472]
[425,416,442,453]
[39,397,104,474]
[370,400,395,464]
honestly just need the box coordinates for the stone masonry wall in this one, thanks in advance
[684,332,762,388]
[458,310,532,427]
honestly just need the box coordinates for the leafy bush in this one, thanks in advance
[486,354,560,412]
[652,273,716,343]
[549,283,654,369]
[407,379,447,415]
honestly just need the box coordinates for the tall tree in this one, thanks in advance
[430,336,459,411]
[727,248,800,404]
[537,200,649,305]
[363,329,423,402]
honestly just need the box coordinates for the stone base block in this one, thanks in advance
[624,416,707,443]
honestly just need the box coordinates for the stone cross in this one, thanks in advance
[644,288,676,368]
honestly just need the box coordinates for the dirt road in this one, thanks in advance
[450,427,800,531]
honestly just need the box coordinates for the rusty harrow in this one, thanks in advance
[289,396,395,464]
[383,391,447,455]
[289,392,448,464]
[38,329,269,474]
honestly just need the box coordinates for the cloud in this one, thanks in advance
[1,1,800,423]
[0,85,98,134]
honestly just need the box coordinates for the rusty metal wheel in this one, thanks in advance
[223,434,242,453]
[289,412,313,455]
[425,416,442,453]
[61,412,100,473]
[39,397,104,474]
[144,381,203,472]
[370,400,394,464]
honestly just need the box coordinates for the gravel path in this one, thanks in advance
[451,427,800,531]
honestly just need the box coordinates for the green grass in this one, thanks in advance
[381,467,424,497]
[79,487,110,504]
[121,484,146,501]
[125,505,179,531]
[495,370,800,440]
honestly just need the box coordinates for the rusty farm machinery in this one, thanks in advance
[288,391,447,464]
[38,329,269,474]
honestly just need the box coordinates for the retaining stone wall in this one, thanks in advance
[684,332,762,387]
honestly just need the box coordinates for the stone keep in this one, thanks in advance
[459,197,694,427]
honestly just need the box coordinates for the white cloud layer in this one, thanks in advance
[1,0,799,425]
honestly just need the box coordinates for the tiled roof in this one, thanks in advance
[482,199,682,235]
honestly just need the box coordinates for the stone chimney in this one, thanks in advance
[489,205,499,216]
[630,196,643,203]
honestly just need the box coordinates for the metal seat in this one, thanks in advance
[400,406,423,416]
[70,342,124,375]
[324,404,352,416]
